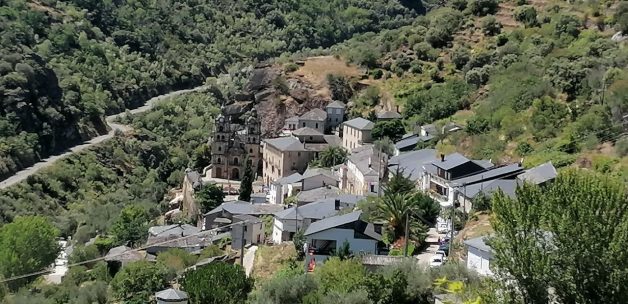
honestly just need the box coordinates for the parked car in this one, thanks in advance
[437,222,451,234]
[438,243,450,254]
[436,250,448,260]
[430,254,444,267]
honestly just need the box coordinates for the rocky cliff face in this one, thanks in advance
[231,65,332,137]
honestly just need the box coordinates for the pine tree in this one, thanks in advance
[238,158,254,202]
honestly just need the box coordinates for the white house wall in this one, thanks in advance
[272,218,301,244]
[466,247,493,276]
[307,228,378,255]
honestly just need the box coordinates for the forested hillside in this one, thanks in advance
[0,0,418,179]
[334,0,628,178]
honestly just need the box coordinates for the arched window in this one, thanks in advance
[217,157,222,164]
[219,126,223,132]
[233,157,239,166]
[218,146,222,151]
[315,123,319,128]
[249,148,253,153]
[221,135,225,140]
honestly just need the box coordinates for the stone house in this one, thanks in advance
[325,100,346,131]
[342,118,374,151]
[298,108,327,134]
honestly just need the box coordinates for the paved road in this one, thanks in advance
[243,245,258,277]
[0,86,208,189]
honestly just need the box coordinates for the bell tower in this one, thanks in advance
[244,108,262,175]
[210,110,230,179]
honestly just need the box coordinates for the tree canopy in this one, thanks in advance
[181,262,253,304]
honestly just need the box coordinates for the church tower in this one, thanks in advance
[244,108,262,175]
[210,111,230,179]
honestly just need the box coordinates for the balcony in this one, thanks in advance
[428,189,448,203]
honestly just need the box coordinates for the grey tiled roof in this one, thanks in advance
[233,214,262,223]
[462,179,518,199]
[421,124,437,135]
[432,152,470,170]
[377,111,402,119]
[326,100,346,109]
[305,211,362,235]
[285,116,299,123]
[104,245,145,262]
[155,289,188,301]
[302,167,338,181]
[305,211,381,241]
[344,118,375,130]
[394,134,434,150]
[517,162,557,185]
[296,186,340,203]
[300,108,327,121]
[221,201,285,215]
[274,172,303,185]
[453,163,523,185]
[275,194,363,220]
[264,136,306,151]
[348,144,386,176]
[292,127,323,136]
[389,149,438,181]
[148,224,199,237]
[323,135,342,146]
[464,236,493,255]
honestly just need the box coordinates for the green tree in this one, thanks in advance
[315,257,366,294]
[481,16,501,36]
[156,248,198,275]
[0,216,59,290]
[110,261,169,304]
[491,169,628,303]
[513,5,538,27]
[616,2,628,33]
[196,183,226,213]
[327,74,353,102]
[384,170,416,194]
[181,262,253,304]
[250,273,319,304]
[467,0,498,16]
[373,192,439,243]
[238,158,254,202]
[311,146,348,168]
[451,46,471,70]
[372,120,405,141]
[110,205,149,247]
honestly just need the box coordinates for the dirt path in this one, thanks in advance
[0,86,208,189]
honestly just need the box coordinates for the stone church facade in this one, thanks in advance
[209,108,262,180]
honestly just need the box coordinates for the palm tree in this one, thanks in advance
[316,146,348,167]
[374,191,440,243]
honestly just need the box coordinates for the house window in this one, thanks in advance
[335,118,338,122]
[302,122,306,127]
[370,184,376,193]
[315,123,319,128]
[233,157,239,165]
[298,152,301,157]
[309,136,313,141]
[217,157,222,164]
[218,146,222,151]
[221,135,225,140]
[249,148,253,153]
[244,226,248,232]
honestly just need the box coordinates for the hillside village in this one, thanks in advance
[1,0,627,303]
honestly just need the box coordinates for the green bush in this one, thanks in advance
[467,0,499,16]
[182,262,253,304]
[481,16,501,36]
[284,63,299,72]
[616,137,628,157]
[514,5,538,27]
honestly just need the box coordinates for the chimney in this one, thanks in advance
[334,199,341,210]
[368,157,372,168]
[396,105,399,113]
[519,158,524,167]
[440,154,445,162]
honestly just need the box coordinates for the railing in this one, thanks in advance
[428,189,448,202]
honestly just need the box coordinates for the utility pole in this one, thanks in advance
[449,204,454,257]
[403,212,410,257]
[240,222,246,266]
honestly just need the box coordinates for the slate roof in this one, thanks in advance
[296,186,340,203]
[323,135,342,146]
[517,162,557,185]
[453,163,523,185]
[148,224,199,237]
[464,236,493,255]
[344,118,375,130]
[185,170,202,185]
[394,134,434,150]
[377,111,402,119]
[304,211,381,240]
[222,201,285,215]
[302,167,338,181]
[285,116,299,123]
[462,179,518,199]
[292,127,324,136]
[104,246,145,263]
[326,100,346,109]
[388,149,438,181]
[233,214,262,223]
[300,108,327,121]
[273,172,303,185]
[432,152,471,170]
[348,144,387,176]
[155,288,189,301]
[264,136,306,151]
[443,122,463,133]
[275,195,363,220]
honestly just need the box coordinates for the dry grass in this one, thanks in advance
[451,213,493,260]
[251,243,297,282]
[291,56,364,93]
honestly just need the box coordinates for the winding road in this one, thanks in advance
[0,86,208,190]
